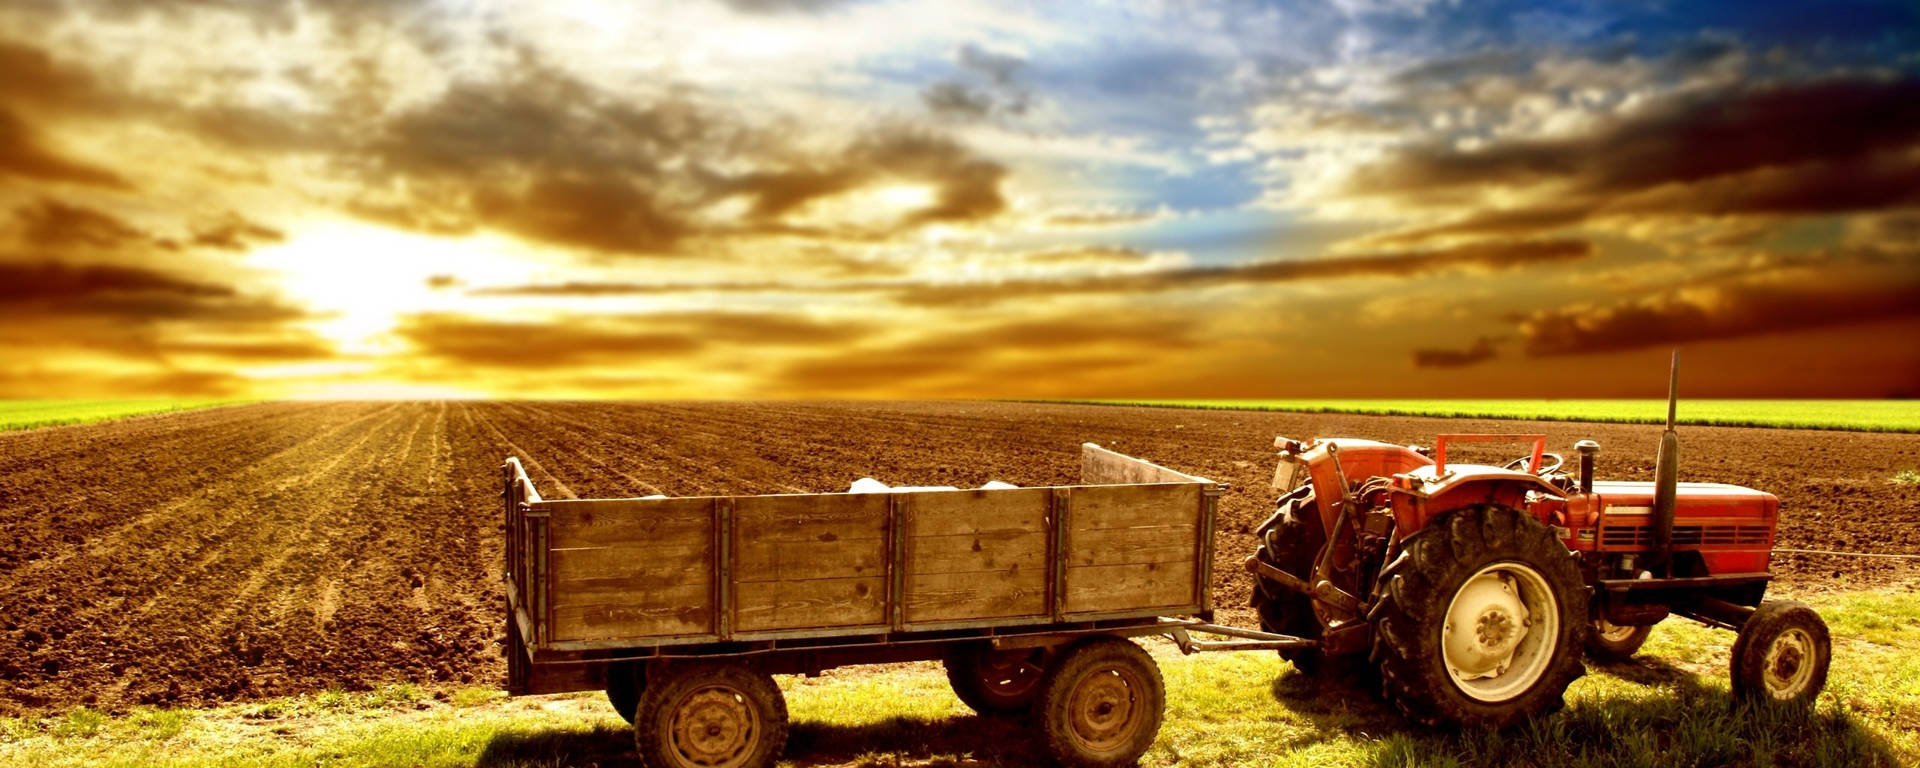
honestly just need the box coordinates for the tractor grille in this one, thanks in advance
[1599,524,1772,548]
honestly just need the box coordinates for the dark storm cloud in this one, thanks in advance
[0,364,248,398]
[1412,336,1499,368]
[1353,77,1920,243]
[396,311,874,368]
[1516,252,1920,357]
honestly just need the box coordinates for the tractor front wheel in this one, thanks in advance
[1250,492,1327,674]
[1730,600,1830,706]
[1369,504,1587,729]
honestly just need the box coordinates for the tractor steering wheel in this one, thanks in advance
[1502,452,1563,475]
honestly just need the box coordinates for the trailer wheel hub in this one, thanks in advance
[1763,628,1816,699]
[670,687,758,768]
[1068,667,1143,751]
[1442,562,1560,703]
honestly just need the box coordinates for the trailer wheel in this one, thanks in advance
[1250,494,1326,674]
[1037,637,1164,768]
[1586,619,1653,662]
[606,661,646,724]
[1731,601,1830,706]
[1369,504,1587,729]
[635,662,788,768]
[945,645,1048,715]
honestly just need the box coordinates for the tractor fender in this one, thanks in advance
[1388,464,1564,534]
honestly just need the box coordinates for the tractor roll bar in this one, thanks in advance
[1433,433,1547,475]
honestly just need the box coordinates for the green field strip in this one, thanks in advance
[1044,399,1920,433]
[0,399,254,432]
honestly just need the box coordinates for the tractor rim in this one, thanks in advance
[1442,561,1560,703]
[1066,665,1144,754]
[667,685,760,768]
[1762,628,1816,700]
[979,650,1044,698]
[1595,618,1638,643]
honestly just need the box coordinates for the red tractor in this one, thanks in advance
[1246,356,1831,727]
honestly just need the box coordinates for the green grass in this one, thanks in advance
[2,592,1914,767]
[0,400,250,432]
[1064,399,1920,432]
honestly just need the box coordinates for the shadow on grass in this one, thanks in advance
[472,711,1047,768]
[474,722,635,768]
[1255,656,1907,768]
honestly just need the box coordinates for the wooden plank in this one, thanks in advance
[549,583,713,641]
[734,536,885,582]
[734,493,889,543]
[546,498,711,549]
[1067,525,1196,567]
[910,530,1047,574]
[906,488,1050,536]
[733,577,885,631]
[1080,443,1209,485]
[1063,560,1197,614]
[550,545,710,592]
[905,570,1047,623]
[1069,484,1200,532]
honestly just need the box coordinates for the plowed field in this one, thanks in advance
[2,401,1916,715]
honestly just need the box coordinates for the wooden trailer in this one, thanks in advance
[502,443,1292,768]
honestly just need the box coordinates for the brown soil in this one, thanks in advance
[1,401,1914,715]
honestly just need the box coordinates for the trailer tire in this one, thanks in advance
[1037,637,1164,768]
[607,661,646,724]
[1586,619,1653,662]
[945,645,1048,715]
[635,662,788,768]
[1730,600,1830,706]
[1250,494,1326,674]
[1368,504,1587,729]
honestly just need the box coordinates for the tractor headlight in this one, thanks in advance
[1272,454,1305,492]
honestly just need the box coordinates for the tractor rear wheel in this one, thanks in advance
[1586,619,1653,662]
[945,645,1048,715]
[1730,600,1830,706]
[1250,492,1326,674]
[1369,504,1587,729]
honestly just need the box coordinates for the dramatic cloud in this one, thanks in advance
[1412,336,1499,368]
[889,239,1593,306]
[0,2,1914,398]
[396,311,873,368]
[1348,77,1920,243]
[1518,255,1920,357]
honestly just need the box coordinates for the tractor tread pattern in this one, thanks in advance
[1367,504,1588,729]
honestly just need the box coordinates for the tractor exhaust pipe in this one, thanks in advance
[1650,351,1680,577]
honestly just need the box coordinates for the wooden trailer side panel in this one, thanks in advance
[544,498,715,643]
[732,493,890,632]
[903,488,1051,625]
[1061,483,1203,615]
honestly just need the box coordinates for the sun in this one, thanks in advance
[247,222,541,355]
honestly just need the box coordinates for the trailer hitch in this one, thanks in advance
[1160,620,1318,654]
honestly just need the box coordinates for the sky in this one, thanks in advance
[1,0,1917,400]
